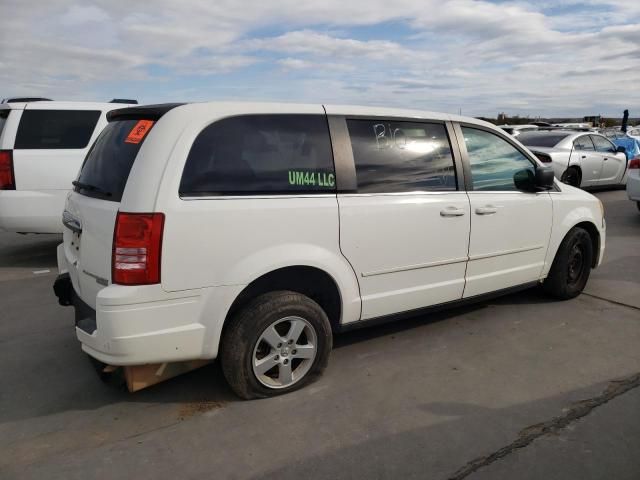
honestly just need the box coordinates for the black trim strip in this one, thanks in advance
[336,281,539,332]
[326,115,358,192]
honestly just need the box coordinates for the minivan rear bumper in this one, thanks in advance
[53,273,212,366]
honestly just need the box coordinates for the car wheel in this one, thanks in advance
[220,291,332,399]
[637,201,640,212]
[543,227,593,300]
[560,167,581,188]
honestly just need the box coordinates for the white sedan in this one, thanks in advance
[627,156,640,211]
[518,130,629,188]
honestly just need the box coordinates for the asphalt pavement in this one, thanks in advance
[0,189,638,480]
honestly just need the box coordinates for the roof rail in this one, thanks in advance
[2,97,52,103]
[109,98,138,104]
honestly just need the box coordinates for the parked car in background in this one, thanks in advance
[609,136,640,162]
[626,126,640,141]
[0,99,136,233]
[498,124,538,137]
[626,155,640,211]
[54,102,605,399]
[518,130,629,188]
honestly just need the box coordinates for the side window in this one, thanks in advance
[14,110,101,149]
[180,115,335,196]
[347,119,456,193]
[590,135,616,153]
[573,136,594,151]
[461,127,535,191]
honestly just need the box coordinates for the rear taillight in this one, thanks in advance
[0,150,15,190]
[112,212,164,285]
[534,152,552,163]
[629,158,640,169]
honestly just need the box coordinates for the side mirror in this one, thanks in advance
[535,166,555,190]
[616,145,626,154]
[514,169,536,191]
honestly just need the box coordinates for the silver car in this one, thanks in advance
[518,130,629,188]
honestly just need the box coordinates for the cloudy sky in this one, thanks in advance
[1,0,639,117]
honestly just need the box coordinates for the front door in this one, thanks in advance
[591,135,626,185]
[570,134,601,187]
[337,118,470,320]
[457,125,553,298]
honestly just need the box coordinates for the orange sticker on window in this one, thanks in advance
[125,120,155,144]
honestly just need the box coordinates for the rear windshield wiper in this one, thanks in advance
[72,180,112,197]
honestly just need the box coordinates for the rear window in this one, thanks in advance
[75,119,154,201]
[180,114,335,196]
[518,132,570,148]
[14,110,100,149]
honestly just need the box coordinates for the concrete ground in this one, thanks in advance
[0,189,638,480]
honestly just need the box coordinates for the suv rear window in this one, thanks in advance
[75,119,154,201]
[15,110,101,149]
[180,114,335,196]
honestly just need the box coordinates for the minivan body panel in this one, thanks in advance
[63,191,119,310]
[338,192,470,319]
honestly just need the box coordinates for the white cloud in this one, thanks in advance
[0,0,639,116]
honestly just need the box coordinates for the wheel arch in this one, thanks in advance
[573,221,600,268]
[223,266,345,335]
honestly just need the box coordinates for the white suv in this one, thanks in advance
[54,102,606,399]
[0,99,134,233]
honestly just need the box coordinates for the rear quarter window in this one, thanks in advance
[14,110,101,149]
[75,119,154,201]
[180,114,335,196]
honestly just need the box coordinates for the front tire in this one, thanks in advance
[220,291,332,399]
[543,227,593,300]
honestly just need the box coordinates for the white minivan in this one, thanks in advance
[0,99,134,233]
[54,102,606,399]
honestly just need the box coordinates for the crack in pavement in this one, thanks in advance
[447,372,640,480]
[582,292,640,311]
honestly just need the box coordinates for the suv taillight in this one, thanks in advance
[629,158,640,169]
[112,212,165,285]
[0,150,15,190]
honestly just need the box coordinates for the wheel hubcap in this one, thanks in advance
[567,240,585,285]
[252,316,317,389]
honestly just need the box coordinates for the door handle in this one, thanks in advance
[475,206,498,215]
[581,155,586,159]
[440,206,466,217]
[603,157,608,161]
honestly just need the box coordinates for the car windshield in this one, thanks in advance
[518,132,571,148]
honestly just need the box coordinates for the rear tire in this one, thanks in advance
[637,201,640,212]
[561,167,581,188]
[220,291,332,399]
[543,227,593,300]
